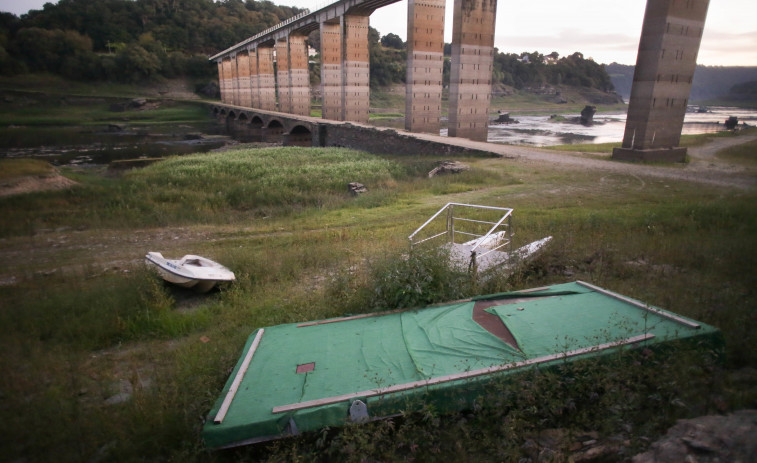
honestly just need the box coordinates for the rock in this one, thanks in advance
[631,410,757,463]
[725,116,739,130]
[428,160,470,178]
[580,105,596,125]
[129,98,147,108]
[107,124,125,132]
[184,133,204,140]
[347,182,367,195]
[495,112,518,124]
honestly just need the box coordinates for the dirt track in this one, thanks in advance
[408,130,757,190]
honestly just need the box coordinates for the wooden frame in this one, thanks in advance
[272,333,654,414]
[214,328,265,423]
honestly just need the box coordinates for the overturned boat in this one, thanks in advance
[409,202,550,274]
[145,252,235,292]
[203,281,718,449]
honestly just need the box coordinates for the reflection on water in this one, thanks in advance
[441,106,757,146]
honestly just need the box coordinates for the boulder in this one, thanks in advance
[347,182,367,195]
[632,410,757,463]
[428,160,470,178]
[580,105,596,125]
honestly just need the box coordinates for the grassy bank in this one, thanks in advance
[1,138,756,461]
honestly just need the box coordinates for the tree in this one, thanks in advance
[116,43,162,81]
[380,33,404,50]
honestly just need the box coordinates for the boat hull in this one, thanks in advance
[145,252,235,293]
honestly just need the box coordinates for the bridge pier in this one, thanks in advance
[257,46,277,112]
[405,0,446,134]
[321,20,344,121]
[248,48,260,109]
[448,0,498,142]
[289,34,312,117]
[275,38,291,113]
[220,57,232,105]
[342,14,371,123]
[231,54,241,106]
[613,0,710,163]
[237,52,252,108]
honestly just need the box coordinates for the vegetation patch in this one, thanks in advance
[0,128,755,462]
[717,137,757,168]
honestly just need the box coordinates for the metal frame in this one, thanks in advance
[409,203,514,271]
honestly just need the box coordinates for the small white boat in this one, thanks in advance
[145,252,235,292]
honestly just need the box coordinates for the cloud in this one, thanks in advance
[494,29,641,64]
[699,30,757,66]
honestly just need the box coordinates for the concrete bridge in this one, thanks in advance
[210,0,710,162]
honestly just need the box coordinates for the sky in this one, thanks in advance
[2,0,755,66]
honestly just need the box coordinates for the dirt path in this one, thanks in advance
[408,130,757,190]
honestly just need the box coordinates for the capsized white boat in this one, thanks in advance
[145,252,235,292]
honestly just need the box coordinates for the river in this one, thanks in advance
[475,106,757,146]
[2,105,754,166]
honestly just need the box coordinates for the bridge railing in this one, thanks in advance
[211,1,341,60]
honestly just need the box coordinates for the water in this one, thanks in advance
[2,106,754,166]
[442,106,757,146]
[0,122,229,166]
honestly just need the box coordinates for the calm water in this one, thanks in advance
[0,122,229,166]
[443,106,757,146]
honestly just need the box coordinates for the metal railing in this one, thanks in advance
[408,203,514,271]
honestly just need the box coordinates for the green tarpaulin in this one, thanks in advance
[203,281,719,448]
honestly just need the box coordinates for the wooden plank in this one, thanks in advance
[297,308,407,327]
[272,333,654,414]
[515,286,551,293]
[576,280,700,329]
[214,328,265,424]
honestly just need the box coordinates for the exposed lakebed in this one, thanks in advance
[2,100,755,167]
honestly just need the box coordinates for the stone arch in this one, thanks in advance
[250,115,264,128]
[285,125,313,147]
[263,119,285,143]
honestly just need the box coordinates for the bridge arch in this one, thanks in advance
[264,119,285,143]
[285,125,313,147]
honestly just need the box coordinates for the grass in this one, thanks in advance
[0,94,209,128]
[0,158,55,180]
[1,94,756,461]
[717,136,757,168]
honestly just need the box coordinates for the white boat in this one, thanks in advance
[145,252,235,292]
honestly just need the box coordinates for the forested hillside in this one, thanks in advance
[606,63,757,102]
[0,0,304,81]
[0,0,614,94]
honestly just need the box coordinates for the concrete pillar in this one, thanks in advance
[342,14,370,123]
[275,38,292,113]
[320,20,344,121]
[217,60,226,103]
[448,0,497,142]
[406,0,446,134]
[257,46,277,111]
[230,54,241,106]
[248,48,260,108]
[288,34,311,116]
[613,0,710,162]
[237,51,252,108]
[221,58,233,104]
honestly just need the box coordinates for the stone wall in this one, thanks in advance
[322,123,493,157]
